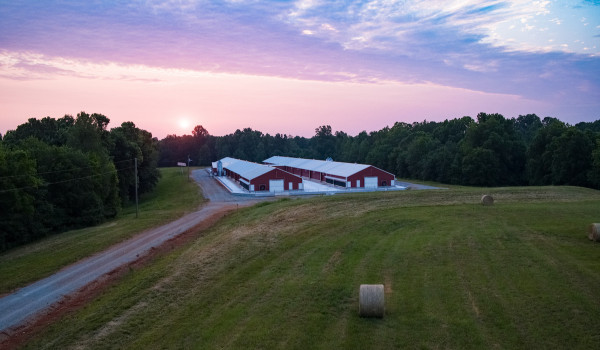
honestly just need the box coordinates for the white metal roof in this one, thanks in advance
[218,157,275,180]
[217,157,239,169]
[263,156,379,178]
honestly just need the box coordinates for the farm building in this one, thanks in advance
[263,156,395,188]
[212,157,303,192]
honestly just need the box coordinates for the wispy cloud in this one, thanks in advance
[144,0,201,12]
[284,0,599,57]
[0,51,203,82]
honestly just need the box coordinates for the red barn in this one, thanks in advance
[214,157,303,192]
[263,156,395,188]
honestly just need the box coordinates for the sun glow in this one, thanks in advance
[178,118,190,130]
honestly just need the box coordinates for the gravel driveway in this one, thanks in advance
[0,169,264,333]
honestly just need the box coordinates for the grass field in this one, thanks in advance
[0,167,204,294]
[22,185,600,349]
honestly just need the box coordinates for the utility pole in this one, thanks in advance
[135,157,139,218]
[187,154,191,181]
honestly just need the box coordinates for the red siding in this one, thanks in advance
[347,166,394,187]
[250,168,303,191]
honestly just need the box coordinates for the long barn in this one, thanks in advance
[212,157,303,192]
[263,156,395,188]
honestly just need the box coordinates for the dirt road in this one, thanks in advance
[0,169,263,333]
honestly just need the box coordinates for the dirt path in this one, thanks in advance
[0,169,265,336]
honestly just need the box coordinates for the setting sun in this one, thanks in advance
[178,118,190,130]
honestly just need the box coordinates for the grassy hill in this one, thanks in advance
[24,186,600,349]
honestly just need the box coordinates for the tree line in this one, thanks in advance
[0,112,160,251]
[2,111,599,251]
[160,113,600,189]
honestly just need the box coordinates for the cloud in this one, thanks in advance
[143,0,201,13]
[282,0,600,57]
[0,51,169,82]
[463,60,499,73]
[0,51,79,80]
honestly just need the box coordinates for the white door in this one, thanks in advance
[356,179,361,187]
[269,179,284,192]
[364,177,378,189]
[289,182,294,190]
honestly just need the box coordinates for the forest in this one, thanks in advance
[160,113,600,189]
[2,111,600,251]
[0,112,160,251]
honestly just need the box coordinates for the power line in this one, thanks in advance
[0,164,134,194]
[0,158,135,180]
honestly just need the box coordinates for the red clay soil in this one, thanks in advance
[0,205,238,350]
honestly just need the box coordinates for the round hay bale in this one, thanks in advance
[481,195,494,206]
[588,223,600,242]
[359,284,385,318]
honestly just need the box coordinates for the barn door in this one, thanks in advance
[364,177,378,189]
[269,179,284,192]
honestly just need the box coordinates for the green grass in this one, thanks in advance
[0,167,204,294]
[22,185,600,349]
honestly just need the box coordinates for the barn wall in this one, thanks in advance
[347,167,395,187]
[251,169,303,191]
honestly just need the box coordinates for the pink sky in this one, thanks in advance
[0,55,549,139]
[0,1,598,139]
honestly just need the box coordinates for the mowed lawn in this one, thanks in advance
[0,167,204,294]
[24,186,600,349]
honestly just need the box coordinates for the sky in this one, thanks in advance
[0,0,599,139]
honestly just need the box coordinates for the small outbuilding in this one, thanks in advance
[263,156,395,188]
[213,157,303,192]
